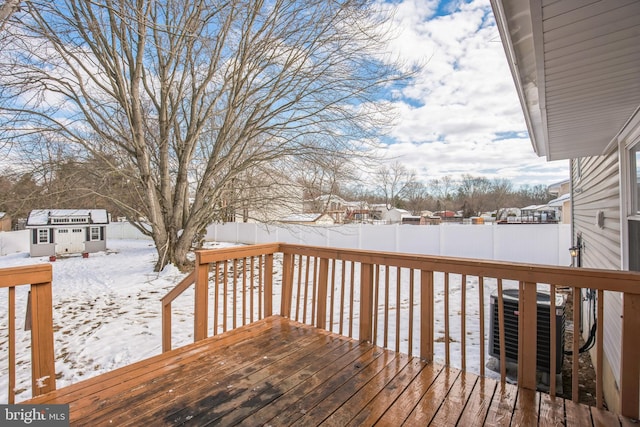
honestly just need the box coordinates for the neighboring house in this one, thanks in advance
[278,213,335,225]
[304,195,374,224]
[492,0,640,413]
[548,180,572,224]
[0,212,11,231]
[26,209,109,257]
[377,206,410,224]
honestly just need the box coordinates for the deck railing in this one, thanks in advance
[1,264,56,403]
[161,242,640,419]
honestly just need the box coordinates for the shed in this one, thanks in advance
[26,209,109,257]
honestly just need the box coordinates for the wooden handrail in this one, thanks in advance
[163,242,640,418]
[161,271,196,352]
[161,243,280,352]
[1,264,56,403]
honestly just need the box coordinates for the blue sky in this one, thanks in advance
[377,0,569,187]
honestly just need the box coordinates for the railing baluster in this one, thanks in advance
[9,286,15,404]
[339,260,346,336]
[213,263,219,335]
[497,278,506,382]
[384,266,390,349]
[478,276,485,377]
[596,289,604,409]
[232,259,238,329]
[396,267,401,353]
[311,257,318,325]
[223,260,228,332]
[550,284,556,397]
[444,272,450,366]
[373,265,380,347]
[408,269,415,357]
[329,259,336,331]
[295,254,303,321]
[349,262,355,338]
[302,255,310,323]
[250,257,255,324]
[249,257,255,323]
[461,274,466,372]
[572,286,580,402]
[242,258,247,326]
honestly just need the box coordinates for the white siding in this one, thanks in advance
[572,152,622,386]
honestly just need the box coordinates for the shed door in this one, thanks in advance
[56,228,85,254]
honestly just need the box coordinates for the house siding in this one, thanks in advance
[572,152,623,400]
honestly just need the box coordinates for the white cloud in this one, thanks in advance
[377,0,568,187]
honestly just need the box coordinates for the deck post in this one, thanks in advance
[316,258,330,329]
[359,263,374,343]
[620,292,640,419]
[420,270,434,362]
[194,252,209,342]
[517,281,537,391]
[264,253,274,317]
[281,252,295,318]
[30,278,56,396]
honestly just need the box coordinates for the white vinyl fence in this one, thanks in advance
[1,222,572,266]
[206,222,573,266]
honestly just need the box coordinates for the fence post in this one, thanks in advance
[194,252,208,341]
[621,292,640,419]
[420,270,434,362]
[316,258,330,329]
[359,263,374,343]
[517,281,537,391]
[30,279,56,396]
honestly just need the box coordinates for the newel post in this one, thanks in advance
[280,252,295,318]
[620,292,640,419]
[264,253,274,317]
[194,251,209,342]
[359,263,374,343]
[517,281,537,391]
[30,279,56,396]
[420,270,434,362]
[316,258,330,329]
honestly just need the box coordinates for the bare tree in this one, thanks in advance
[0,0,20,32]
[430,175,456,213]
[457,174,492,217]
[297,154,357,214]
[0,0,407,270]
[375,161,416,209]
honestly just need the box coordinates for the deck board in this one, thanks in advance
[22,316,634,426]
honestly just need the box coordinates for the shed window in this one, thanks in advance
[38,229,50,244]
[90,227,101,241]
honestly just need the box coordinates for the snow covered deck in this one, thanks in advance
[22,315,629,426]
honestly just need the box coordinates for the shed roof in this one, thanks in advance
[26,209,109,226]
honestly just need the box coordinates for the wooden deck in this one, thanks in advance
[24,316,632,426]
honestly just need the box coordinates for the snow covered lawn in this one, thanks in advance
[0,239,207,402]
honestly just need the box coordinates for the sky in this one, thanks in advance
[377,0,569,187]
